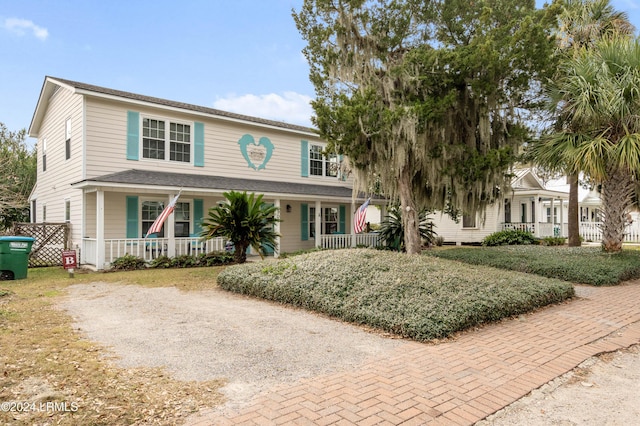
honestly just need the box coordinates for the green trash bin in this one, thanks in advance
[0,236,35,280]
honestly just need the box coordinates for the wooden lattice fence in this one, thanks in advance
[12,223,70,267]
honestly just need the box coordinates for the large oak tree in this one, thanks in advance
[294,0,557,253]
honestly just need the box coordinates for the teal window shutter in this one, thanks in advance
[301,140,308,177]
[126,111,139,161]
[194,122,204,167]
[126,196,139,238]
[301,203,308,241]
[339,205,346,234]
[193,199,204,235]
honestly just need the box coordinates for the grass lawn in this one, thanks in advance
[427,245,640,286]
[0,266,225,426]
[217,248,575,341]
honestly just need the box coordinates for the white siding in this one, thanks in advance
[431,205,501,244]
[32,85,84,248]
[84,98,352,188]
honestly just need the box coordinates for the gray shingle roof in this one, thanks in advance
[49,76,317,134]
[77,169,360,199]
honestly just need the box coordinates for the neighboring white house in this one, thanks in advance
[431,168,570,245]
[28,77,380,269]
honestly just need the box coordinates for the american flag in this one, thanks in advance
[354,198,370,234]
[145,191,181,237]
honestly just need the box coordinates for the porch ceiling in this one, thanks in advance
[71,169,379,203]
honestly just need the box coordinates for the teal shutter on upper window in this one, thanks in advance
[301,140,308,177]
[126,196,139,238]
[301,203,308,241]
[126,111,139,161]
[194,122,204,167]
[339,205,346,234]
[193,199,204,235]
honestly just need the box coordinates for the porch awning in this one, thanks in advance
[70,169,378,202]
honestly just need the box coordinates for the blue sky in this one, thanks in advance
[2,0,640,145]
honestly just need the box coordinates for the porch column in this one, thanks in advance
[533,197,540,238]
[550,198,555,225]
[96,190,105,270]
[379,204,386,223]
[274,199,281,258]
[167,194,176,258]
[315,200,322,248]
[351,200,357,248]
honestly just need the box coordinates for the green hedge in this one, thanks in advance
[217,249,574,341]
[428,246,640,286]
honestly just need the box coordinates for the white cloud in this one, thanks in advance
[3,18,49,41]
[213,92,314,127]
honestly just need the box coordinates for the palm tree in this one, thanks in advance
[531,0,633,247]
[378,206,436,252]
[201,191,280,263]
[544,35,640,252]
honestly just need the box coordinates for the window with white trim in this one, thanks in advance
[142,118,191,163]
[65,118,71,160]
[462,213,476,228]
[309,144,338,178]
[141,200,191,237]
[309,206,339,237]
[65,199,70,222]
[42,138,47,171]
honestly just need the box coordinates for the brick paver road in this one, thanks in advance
[189,281,640,425]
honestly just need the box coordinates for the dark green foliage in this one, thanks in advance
[110,254,147,271]
[197,251,235,266]
[428,246,640,286]
[217,249,574,341]
[147,252,235,269]
[0,123,36,231]
[541,236,567,246]
[378,206,437,251]
[482,229,538,246]
[201,191,280,263]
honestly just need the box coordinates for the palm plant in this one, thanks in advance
[378,205,436,252]
[201,191,280,263]
[531,0,633,248]
[539,35,640,252]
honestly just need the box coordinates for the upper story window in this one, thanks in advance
[42,138,47,172]
[142,118,191,163]
[309,144,338,178]
[65,118,71,160]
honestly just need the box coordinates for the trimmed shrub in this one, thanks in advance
[541,236,566,246]
[217,249,574,341]
[110,254,146,271]
[482,229,537,246]
[428,245,640,286]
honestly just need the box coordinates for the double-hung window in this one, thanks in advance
[309,206,339,236]
[65,118,71,160]
[309,144,339,178]
[142,118,191,163]
[141,200,191,237]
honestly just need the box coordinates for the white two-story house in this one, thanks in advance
[28,76,377,269]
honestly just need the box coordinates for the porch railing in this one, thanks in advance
[501,222,564,238]
[81,236,226,268]
[320,232,382,250]
[500,221,640,242]
[580,222,640,243]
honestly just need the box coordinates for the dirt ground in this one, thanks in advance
[479,344,640,425]
[59,282,640,425]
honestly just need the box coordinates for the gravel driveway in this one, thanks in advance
[59,282,404,413]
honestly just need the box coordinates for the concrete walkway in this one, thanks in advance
[189,281,640,425]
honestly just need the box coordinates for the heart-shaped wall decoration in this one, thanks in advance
[238,134,275,170]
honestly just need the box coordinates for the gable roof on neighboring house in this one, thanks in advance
[511,168,545,190]
[30,76,317,138]
[71,169,369,202]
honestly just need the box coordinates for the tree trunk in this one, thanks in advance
[601,167,634,253]
[398,167,421,254]
[234,241,249,263]
[567,173,581,247]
